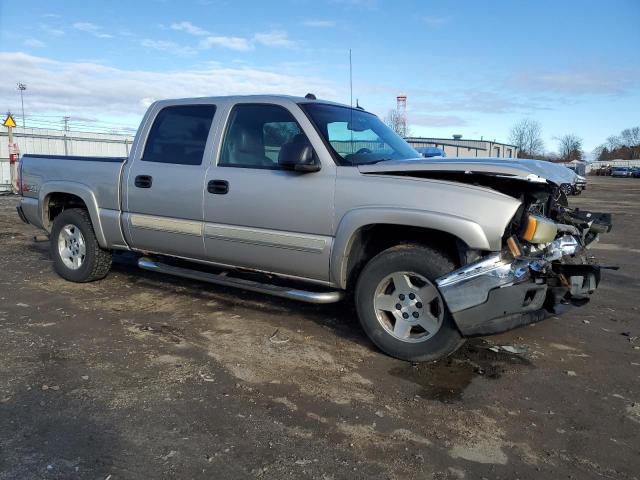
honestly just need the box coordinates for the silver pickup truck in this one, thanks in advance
[16,94,612,361]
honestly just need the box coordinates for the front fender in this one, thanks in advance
[39,181,108,248]
[330,207,496,289]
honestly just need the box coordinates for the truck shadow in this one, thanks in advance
[108,253,370,341]
[26,244,536,397]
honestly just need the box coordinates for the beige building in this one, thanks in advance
[406,136,519,159]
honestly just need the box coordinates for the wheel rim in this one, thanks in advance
[57,224,86,270]
[373,271,444,343]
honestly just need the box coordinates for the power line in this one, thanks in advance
[24,114,138,130]
[20,114,137,135]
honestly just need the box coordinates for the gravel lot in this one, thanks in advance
[0,176,639,480]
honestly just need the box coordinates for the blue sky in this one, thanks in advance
[1,0,639,154]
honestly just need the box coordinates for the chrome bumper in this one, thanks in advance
[436,253,531,314]
[436,235,599,336]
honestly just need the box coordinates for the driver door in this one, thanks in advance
[202,102,336,283]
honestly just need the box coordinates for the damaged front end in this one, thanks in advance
[436,191,613,337]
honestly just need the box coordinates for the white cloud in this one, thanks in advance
[24,39,46,48]
[410,113,468,127]
[509,69,640,95]
[253,31,297,49]
[0,52,336,120]
[73,22,113,39]
[39,23,65,36]
[199,36,253,51]
[170,21,210,36]
[73,22,100,32]
[303,20,336,28]
[198,31,297,51]
[163,22,298,52]
[141,39,198,56]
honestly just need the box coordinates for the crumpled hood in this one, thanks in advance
[357,157,577,186]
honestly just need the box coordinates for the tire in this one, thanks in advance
[50,208,112,282]
[355,243,465,362]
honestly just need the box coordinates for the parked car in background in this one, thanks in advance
[632,167,640,178]
[611,167,633,177]
[15,94,613,362]
[572,174,587,195]
[416,147,446,158]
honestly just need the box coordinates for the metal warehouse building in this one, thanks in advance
[0,126,134,158]
[406,136,519,158]
[1,127,134,191]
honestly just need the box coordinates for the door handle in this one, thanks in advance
[208,179,229,195]
[134,175,153,188]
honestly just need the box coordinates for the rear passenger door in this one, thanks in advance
[123,103,217,259]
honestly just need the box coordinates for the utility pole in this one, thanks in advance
[62,116,70,155]
[3,113,19,193]
[396,94,407,138]
[17,83,26,128]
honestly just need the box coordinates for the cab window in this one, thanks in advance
[142,105,216,165]
[219,104,304,169]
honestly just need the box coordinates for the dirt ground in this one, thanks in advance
[0,176,639,480]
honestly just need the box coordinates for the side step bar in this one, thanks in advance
[138,257,345,304]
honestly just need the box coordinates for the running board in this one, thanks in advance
[137,257,345,304]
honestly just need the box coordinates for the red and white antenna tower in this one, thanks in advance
[396,94,407,137]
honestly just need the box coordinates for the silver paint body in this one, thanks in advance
[19,95,570,290]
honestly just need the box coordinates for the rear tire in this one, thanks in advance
[50,208,112,282]
[355,243,465,362]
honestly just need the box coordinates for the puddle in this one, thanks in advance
[388,339,532,402]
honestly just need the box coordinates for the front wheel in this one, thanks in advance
[50,208,112,282]
[355,244,465,362]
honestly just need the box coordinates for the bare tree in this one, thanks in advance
[595,126,640,161]
[509,119,544,157]
[620,127,640,149]
[385,109,409,137]
[556,134,583,162]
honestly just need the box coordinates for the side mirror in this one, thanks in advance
[278,135,321,173]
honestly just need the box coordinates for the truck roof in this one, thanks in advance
[153,94,351,109]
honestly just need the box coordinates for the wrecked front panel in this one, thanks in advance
[436,181,613,337]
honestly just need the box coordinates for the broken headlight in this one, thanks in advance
[521,215,558,244]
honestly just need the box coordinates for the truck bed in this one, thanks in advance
[18,154,128,247]
[20,154,126,212]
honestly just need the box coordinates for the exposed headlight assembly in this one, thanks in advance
[522,215,558,244]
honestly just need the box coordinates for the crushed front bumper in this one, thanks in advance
[436,238,600,336]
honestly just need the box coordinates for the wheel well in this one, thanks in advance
[44,192,87,230]
[344,224,473,289]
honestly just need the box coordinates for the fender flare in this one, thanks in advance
[39,181,108,248]
[330,207,492,289]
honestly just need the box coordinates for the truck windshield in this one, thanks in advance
[300,103,420,165]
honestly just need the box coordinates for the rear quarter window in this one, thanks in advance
[142,105,216,165]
